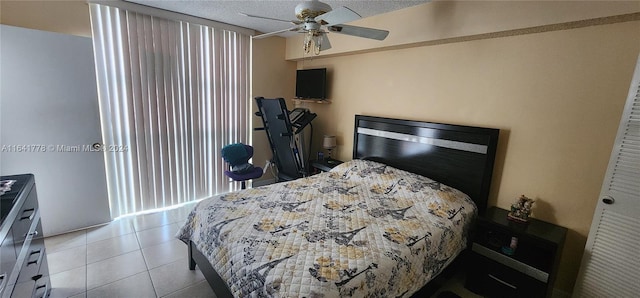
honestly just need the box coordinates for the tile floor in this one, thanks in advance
[44,201,480,298]
[44,201,215,298]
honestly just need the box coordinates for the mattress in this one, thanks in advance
[176,159,477,297]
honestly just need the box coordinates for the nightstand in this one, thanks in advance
[310,158,343,172]
[465,206,567,298]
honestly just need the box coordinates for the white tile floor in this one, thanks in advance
[44,200,480,298]
[44,201,216,298]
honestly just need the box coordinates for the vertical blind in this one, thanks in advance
[89,3,251,218]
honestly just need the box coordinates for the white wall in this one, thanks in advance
[0,25,111,236]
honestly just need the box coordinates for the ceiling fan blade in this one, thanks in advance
[239,12,301,25]
[253,26,301,39]
[320,35,332,51]
[315,6,361,25]
[328,24,389,41]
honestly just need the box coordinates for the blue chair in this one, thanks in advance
[222,143,263,189]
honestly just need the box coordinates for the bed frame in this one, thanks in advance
[188,115,500,298]
[353,115,499,214]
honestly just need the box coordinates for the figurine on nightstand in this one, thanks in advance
[508,195,534,223]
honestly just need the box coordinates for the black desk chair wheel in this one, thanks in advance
[222,143,263,189]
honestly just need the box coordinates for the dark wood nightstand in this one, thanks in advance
[465,206,567,298]
[310,158,343,172]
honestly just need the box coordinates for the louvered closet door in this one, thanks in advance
[572,54,640,297]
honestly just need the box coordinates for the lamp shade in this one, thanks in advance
[323,135,336,149]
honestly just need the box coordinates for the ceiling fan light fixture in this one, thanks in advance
[314,32,323,55]
[303,31,323,55]
[245,1,388,55]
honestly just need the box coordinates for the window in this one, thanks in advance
[89,3,251,218]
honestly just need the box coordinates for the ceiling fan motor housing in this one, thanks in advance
[303,22,321,31]
[295,0,332,20]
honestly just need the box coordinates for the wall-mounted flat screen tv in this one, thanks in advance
[295,68,327,99]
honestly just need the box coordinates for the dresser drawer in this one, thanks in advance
[11,274,49,298]
[1,228,17,282]
[4,219,48,298]
[10,186,38,245]
[466,251,547,298]
[16,222,46,284]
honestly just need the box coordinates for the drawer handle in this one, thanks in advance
[488,273,518,290]
[20,208,36,221]
[28,249,43,266]
[35,280,50,298]
[24,230,39,238]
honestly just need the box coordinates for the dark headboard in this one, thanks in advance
[353,115,499,214]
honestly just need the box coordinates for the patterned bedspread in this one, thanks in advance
[176,159,477,297]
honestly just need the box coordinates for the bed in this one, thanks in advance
[176,115,499,297]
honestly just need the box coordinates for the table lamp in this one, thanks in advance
[323,135,336,160]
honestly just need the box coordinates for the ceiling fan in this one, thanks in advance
[240,0,390,55]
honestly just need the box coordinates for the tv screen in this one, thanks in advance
[296,68,327,99]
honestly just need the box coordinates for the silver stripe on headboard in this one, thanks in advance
[357,127,488,154]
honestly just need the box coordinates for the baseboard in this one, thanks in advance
[44,221,110,238]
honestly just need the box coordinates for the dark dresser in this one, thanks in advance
[1,174,50,298]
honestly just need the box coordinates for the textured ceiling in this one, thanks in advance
[125,0,430,37]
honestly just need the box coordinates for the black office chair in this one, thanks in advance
[221,143,263,189]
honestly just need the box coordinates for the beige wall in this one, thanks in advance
[0,0,92,37]
[295,20,640,294]
[251,37,297,183]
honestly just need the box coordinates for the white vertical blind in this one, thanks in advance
[89,3,251,218]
